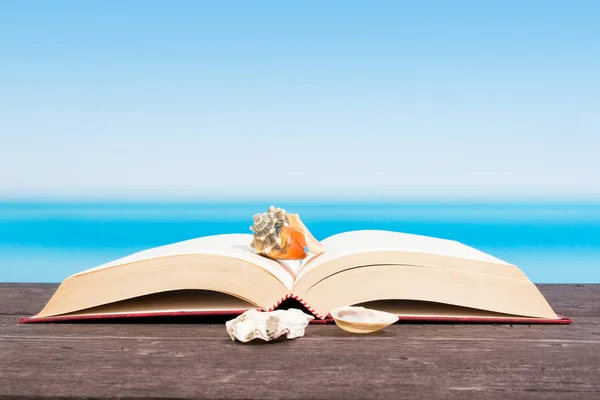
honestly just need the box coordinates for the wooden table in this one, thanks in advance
[1,284,599,399]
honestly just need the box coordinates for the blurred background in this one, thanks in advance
[1,1,598,282]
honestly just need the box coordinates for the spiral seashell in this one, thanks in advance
[250,206,324,260]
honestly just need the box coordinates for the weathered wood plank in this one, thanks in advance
[2,325,600,396]
[1,284,599,399]
[2,322,599,399]
[0,283,58,315]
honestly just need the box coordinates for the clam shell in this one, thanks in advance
[330,306,399,334]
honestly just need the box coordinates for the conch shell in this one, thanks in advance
[250,206,325,260]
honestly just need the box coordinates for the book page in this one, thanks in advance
[61,290,258,316]
[300,263,557,319]
[74,234,295,289]
[296,230,512,281]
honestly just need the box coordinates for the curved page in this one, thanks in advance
[301,264,558,319]
[294,230,522,293]
[76,233,294,289]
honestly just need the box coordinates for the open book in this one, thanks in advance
[21,230,571,324]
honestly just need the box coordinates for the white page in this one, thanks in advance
[74,233,295,289]
[297,230,511,280]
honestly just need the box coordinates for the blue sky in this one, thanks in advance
[1,1,599,200]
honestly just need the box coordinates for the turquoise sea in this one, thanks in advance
[0,201,599,283]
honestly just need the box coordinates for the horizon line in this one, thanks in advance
[1,196,600,205]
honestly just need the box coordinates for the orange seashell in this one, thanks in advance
[249,206,325,260]
[287,213,325,255]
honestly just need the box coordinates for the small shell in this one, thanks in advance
[250,206,324,260]
[226,309,314,342]
[330,306,399,334]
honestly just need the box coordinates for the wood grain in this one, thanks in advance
[1,284,599,399]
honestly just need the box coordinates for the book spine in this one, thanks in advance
[268,294,325,319]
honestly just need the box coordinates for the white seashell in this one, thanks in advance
[330,306,399,334]
[226,309,314,343]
